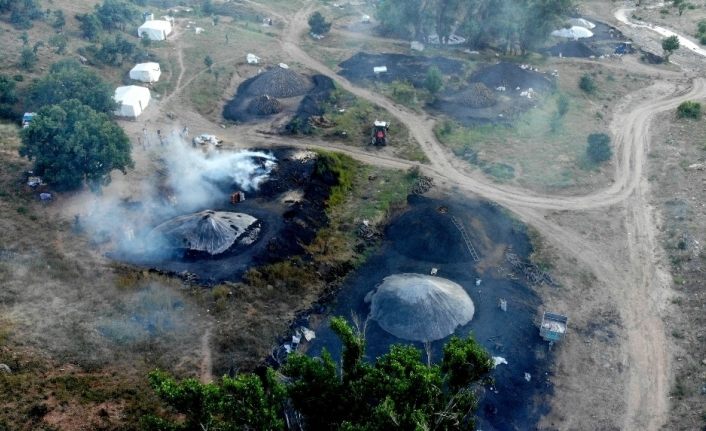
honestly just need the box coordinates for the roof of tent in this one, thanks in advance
[131,62,160,72]
[114,85,151,104]
[551,26,594,39]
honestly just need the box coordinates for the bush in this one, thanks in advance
[586,133,612,164]
[424,66,443,95]
[579,74,596,94]
[389,80,417,105]
[676,101,701,119]
[308,11,331,35]
[18,47,37,71]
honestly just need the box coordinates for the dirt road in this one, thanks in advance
[116,3,706,428]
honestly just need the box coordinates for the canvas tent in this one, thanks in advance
[129,62,161,83]
[138,20,172,41]
[114,85,151,118]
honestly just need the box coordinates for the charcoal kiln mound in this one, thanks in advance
[387,205,472,263]
[542,40,597,58]
[246,66,312,98]
[338,52,463,88]
[247,95,284,116]
[150,210,260,256]
[285,74,335,134]
[469,62,555,93]
[367,273,474,342]
[458,82,497,109]
[307,195,551,431]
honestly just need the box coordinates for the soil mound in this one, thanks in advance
[247,95,284,116]
[544,41,597,58]
[246,66,312,98]
[470,62,554,92]
[286,74,336,133]
[368,273,475,342]
[459,82,497,108]
[387,206,469,263]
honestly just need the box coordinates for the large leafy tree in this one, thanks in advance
[20,99,133,190]
[145,317,492,430]
[0,74,18,119]
[29,60,116,113]
[95,0,138,31]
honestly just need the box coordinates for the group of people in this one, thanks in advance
[136,126,189,150]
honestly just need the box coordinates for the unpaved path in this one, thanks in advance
[615,7,706,57]
[115,4,706,429]
[199,328,213,383]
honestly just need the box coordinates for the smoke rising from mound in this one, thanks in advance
[77,134,277,260]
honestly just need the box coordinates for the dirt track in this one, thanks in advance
[117,3,706,429]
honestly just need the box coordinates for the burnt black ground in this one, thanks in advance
[114,149,330,284]
[306,195,553,431]
[338,52,464,88]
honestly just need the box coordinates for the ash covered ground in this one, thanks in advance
[305,194,553,430]
[77,141,331,284]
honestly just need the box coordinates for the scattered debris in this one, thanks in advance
[505,252,555,285]
[194,27,204,34]
[0,364,11,374]
[475,278,482,287]
[192,134,223,146]
[27,176,42,188]
[499,298,507,312]
[524,372,532,382]
[246,53,260,64]
[540,312,569,343]
[430,267,438,276]
[411,41,424,51]
[411,176,434,195]
[39,192,52,201]
[300,327,316,342]
[230,191,246,204]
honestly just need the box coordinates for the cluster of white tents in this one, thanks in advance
[551,18,596,40]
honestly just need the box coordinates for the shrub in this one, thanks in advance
[579,74,596,94]
[586,133,612,164]
[308,11,331,35]
[676,101,701,119]
[424,66,443,95]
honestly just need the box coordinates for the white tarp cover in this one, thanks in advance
[551,26,594,39]
[567,18,596,29]
[114,85,151,118]
[138,20,172,41]
[246,53,260,64]
[129,62,161,83]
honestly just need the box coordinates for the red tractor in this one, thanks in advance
[370,120,389,146]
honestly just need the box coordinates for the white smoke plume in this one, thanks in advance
[73,134,277,260]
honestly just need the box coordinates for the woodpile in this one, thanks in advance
[505,252,555,285]
[247,95,284,115]
[461,82,497,108]
[412,176,434,195]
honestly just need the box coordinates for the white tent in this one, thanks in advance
[138,20,172,41]
[551,26,594,39]
[129,62,161,83]
[114,86,151,118]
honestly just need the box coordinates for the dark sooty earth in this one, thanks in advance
[307,195,553,431]
[117,149,329,284]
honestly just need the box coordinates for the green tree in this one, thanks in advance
[49,34,68,54]
[7,0,43,29]
[52,9,65,30]
[144,368,287,431]
[95,0,137,31]
[29,60,116,113]
[586,132,612,164]
[662,35,680,61]
[19,47,37,71]
[676,100,701,119]
[424,66,444,96]
[579,74,596,94]
[308,11,332,35]
[20,99,133,190]
[145,317,492,430]
[0,74,19,119]
[204,55,213,71]
[77,13,103,41]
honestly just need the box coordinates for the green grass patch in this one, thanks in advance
[187,66,235,117]
[320,87,427,162]
[315,150,356,208]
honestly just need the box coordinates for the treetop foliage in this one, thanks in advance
[0,0,43,29]
[375,0,573,54]
[20,99,133,190]
[586,133,612,164]
[308,11,332,35]
[29,59,117,114]
[145,317,493,431]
